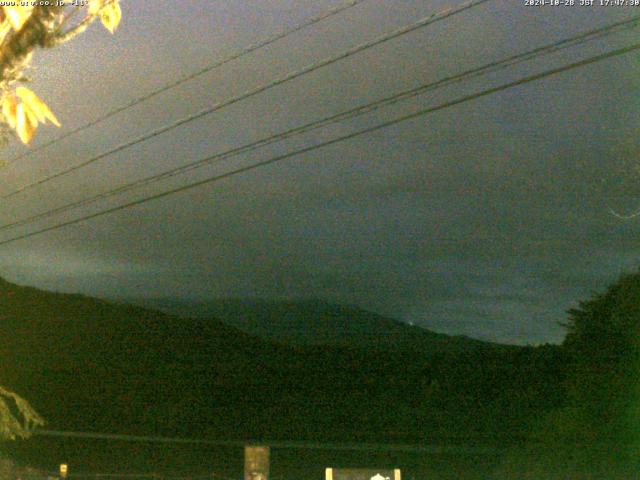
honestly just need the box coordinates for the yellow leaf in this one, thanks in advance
[88,0,105,16]
[15,103,38,144]
[100,1,121,34]
[16,87,61,127]
[3,6,33,31]
[0,18,11,43]
[2,96,18,130]
[4,88,61,144]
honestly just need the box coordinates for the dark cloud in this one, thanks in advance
[0,0,639,344]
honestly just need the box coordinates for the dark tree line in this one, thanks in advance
[500,271,640,479]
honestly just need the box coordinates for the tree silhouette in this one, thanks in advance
[496,272,640,478]
[562,271,640,473]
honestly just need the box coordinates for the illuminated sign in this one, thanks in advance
[325,468,401,480]
[244,446,270,480]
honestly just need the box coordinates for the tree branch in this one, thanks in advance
[0,385,44,439]
[0,6,63,87]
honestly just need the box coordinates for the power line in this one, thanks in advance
[0,42,638,247]
[0,0,370,171]
[35,429,502,453]
[0,16,638,234]
[34,472,202,480]
[1,0,492,200]
[36,428,244,446]
[29,471,236,480]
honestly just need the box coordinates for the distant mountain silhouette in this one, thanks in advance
[126,297,491,353]
[0,277,567,475]
[0,277,285,436]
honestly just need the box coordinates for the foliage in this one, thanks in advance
[0,0,122,144]
[497,272,640,478]
[0,1,123,441]
[562,271,640,470]
[0,386,44,440]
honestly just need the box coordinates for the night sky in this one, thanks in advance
[0,0,638,344]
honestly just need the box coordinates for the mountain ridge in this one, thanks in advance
[120,296,496,352]
[0,276,566,474]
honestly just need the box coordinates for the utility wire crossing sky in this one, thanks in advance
[0,14,638,239]
[0,0,638,344]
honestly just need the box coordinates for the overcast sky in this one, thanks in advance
[0,0,638,344]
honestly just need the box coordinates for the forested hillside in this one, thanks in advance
[0,276,568,474]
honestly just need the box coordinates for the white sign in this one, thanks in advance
[370,475,390,480]
[325,468,401,480]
